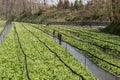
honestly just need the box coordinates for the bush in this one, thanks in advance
[7,15,16,21]
[65,16,73,22]
[72,16,82,21]
[33,10,43,17]
[103,22,120,36]
[92,11,101,20]
[65,15,82,22]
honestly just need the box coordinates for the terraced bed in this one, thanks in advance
[0,22,97,80]
[30,24,120,77]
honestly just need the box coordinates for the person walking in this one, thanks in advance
[53,30,56,38]
[58,33,62,45]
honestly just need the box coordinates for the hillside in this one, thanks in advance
[19,8,109,23]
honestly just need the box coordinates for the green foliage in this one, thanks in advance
[18,13,27,21]
[65,16,73,22]
[33,9,43,18]
[65,15,82,22]
[29,24,96,80]
[72,15,82,21]
[6,15,16,21]
[40,24,120,76]
[0,22,97,79]
[92,11,101,20]
[103,22,120,35]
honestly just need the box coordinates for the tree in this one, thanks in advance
[74,0,79,10]
[79,0,83,9]
[111,0,120,22]
[63,0,70,9]
[111,0,116,22]
[70,2,74,10]
[57,0,64,9]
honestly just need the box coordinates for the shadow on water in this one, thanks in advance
[53,37,119,80]
[0,24,11,44]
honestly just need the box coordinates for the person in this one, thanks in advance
[53,30,56,37]
[58,33,62,45]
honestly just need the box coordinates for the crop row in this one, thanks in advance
[14,24,31,80]
[14,22,97,80]
[52,26,120,48]
[34,24,120,59]
[59,25,120,42]
[53,26,120,47]
[59,27,120,58]
[30,24,120,76]
[38,25,120,59]
[51,26,120,59]
[22,23,86,80]
[0,24,27,80]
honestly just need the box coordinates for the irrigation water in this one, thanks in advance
[54,37,119,80]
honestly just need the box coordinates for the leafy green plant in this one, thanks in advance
[0,22,97,80]
[36,24,120,76]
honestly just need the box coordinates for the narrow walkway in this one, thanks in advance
[0,24,11,44]
[54,38,119,80]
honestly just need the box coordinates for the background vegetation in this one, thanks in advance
[0,0,120,35]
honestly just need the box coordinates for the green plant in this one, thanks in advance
[92,11,101,20]
[37,24,120,76]
[103,22,120,35]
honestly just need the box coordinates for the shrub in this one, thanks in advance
[33,10,43,17]
[103,22,120,36]
[92,11,101,20]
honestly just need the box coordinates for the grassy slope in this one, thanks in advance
[20,9,84,23]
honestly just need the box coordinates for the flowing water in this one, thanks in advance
[54,38,119,80]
